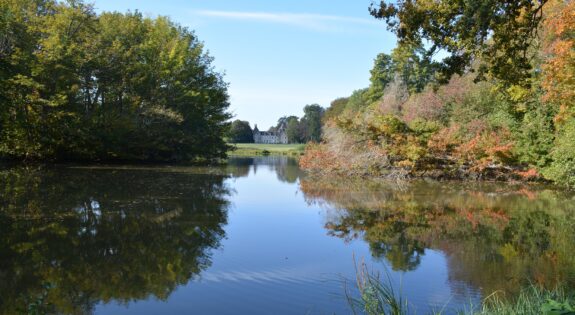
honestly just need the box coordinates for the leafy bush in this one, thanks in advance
[543,119,575,187]
[515,102,556,168]
[407,119,441,141]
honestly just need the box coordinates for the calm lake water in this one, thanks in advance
[1,156,574,314]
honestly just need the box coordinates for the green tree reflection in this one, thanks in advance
[0,167,232,314]
[301,178,575,295]
[227,156,303,183]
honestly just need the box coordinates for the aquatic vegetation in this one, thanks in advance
[348,267,574,315]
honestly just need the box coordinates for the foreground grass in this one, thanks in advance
[475,287,574,315]
[349,265,574,315]
[227,143,305,156]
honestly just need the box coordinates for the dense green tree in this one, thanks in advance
[275,116,290,130]
[390,42,439,93]
[228,120,253,143]
[323,97,349,122]
[285,116,302,143]
[366,53,395,102]
[341,89,370,114]
[515,98,557,168]
[267,109,325,144]
[0,0,230,162]
[365,44,439,104]
[275,115,301,143]
[544,119,575,187]
[370,0,549,86]
[300,104,325,142]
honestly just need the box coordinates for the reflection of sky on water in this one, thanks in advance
[97,157,481,315]
[4,157,568,314]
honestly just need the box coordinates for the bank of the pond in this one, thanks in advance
[299,143,548,183]
[350,275,575,315]
[227,143,305,156]
[2,157,575,314]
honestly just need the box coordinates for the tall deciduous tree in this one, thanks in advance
[540,0,575,187]
[301,104,324,142]
[542,0,575,122]
[366,53,395,102]
[370,0,549,86]
[0,0,230,162]
[323,97,349,122]
[284,116,301,143]
[228,120,253,143]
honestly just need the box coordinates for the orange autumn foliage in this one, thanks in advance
[516,168,540,180]
[542,0,575,121]
[427,123,515,171]
[298,143,343,173]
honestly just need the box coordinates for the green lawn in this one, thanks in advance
[228,143,306,156]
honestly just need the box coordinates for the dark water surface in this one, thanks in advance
[1,157,574,314]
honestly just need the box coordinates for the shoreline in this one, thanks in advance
[227,143,305,157]
[297,159,564,188]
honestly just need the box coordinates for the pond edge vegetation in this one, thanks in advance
[227,143,306,157]
[299,0,575,188]
[348,261,575,315]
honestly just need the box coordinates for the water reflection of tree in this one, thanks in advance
[0,167,231,315]
[227,156,303,183]
[325,206,426,271]
[225,157,252,178]
[301,178,575,295]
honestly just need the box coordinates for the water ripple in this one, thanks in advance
[200,266,324,285]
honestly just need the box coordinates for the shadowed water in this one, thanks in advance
[0,157,574,314]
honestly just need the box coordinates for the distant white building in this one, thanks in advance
[253,124,288,144]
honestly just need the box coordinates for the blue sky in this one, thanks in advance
[92,0,396,129]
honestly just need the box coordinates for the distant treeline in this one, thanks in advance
[301,0,575,187]
[228,104,324,144]
[0,0,230,162]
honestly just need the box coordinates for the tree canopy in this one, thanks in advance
[301,0,575,187]
[285,116,301,144]
[301,104,325,142]
[370,0,549,86]
[267,110,324,144]
[228,120,253,143]
[0,0,230,162]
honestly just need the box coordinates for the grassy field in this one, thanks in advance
[227,143,306,156]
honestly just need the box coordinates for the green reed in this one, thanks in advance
[347,262,574,315]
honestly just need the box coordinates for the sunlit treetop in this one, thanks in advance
[369,0,549,87]
[542,0,575,121]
